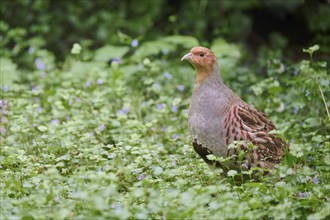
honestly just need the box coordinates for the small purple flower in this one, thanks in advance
[51,119,60,125]
[36,107,42,113]
[117,106,130,115]
[171,105,178,113]
[157,103,165,110]
[170,155,176,166]
[35,57,45,70]
[293,69,299,76]
[137,174,145,181]
[299,192,306,198]
[99,124,105,131]
[85,80,91,87]
[307,156,312,162]
[111,58,121,64]
[54,196,59,203]
[76,97,81,102]
[305,91,309,97]
[97,168,102,173]
[164,72,172,79]
[293,107,298,115]
[131,39,139,47]
[32,86,38,92]
[97,79,104,85]
[161,126,166,132]
[242,163,249,169]
[3,85,8,92]
[313,177,319,184]
[66,115,70,120]
[173,134,178,140]
[111,204,121,210]
[177,85,184,92]
[162,49,168,55]
[35,183,39,190]
[28,47,34,54]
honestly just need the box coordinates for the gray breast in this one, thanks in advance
[188,83,229,157]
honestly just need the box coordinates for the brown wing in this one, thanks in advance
[224,104,287,168]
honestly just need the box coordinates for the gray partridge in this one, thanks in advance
[181,46,286,171]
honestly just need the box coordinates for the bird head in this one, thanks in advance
[181,46,217,72]
[181,46,219,84]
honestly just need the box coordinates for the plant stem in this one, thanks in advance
[317,80,330,122]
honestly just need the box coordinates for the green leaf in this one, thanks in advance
[206,154,217,161]
[303,44,320,54]
[307,204,330,220]
[94,45,129,62]
[71,43,82,54]
[289,143,304,158]
[153,166,163,175]
[162,35,199,48]
[211,38,241,59]
[1,57,19,86]
[37,125,48,132]
[227,170,238,177]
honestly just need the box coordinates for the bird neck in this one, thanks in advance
[195,63,223,86]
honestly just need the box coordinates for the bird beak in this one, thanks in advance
[181,53,192,61]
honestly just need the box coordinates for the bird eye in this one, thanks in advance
[199,53,205,57]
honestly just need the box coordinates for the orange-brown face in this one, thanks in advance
[181,46,217,72]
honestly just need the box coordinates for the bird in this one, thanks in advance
[181,46,287,172]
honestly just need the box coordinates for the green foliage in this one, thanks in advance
[1,1,329,219]
[1,35,329,220]
[1,0,329,66]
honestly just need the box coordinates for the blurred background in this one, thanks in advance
[1,0,329,68]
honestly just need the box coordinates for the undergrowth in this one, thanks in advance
[1,37,329,219]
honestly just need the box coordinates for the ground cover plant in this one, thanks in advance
[1,1,330,219]
[1,35,329,219]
